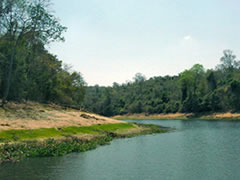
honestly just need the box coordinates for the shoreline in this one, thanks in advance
[0,102,124,131]
[112,112,240,121]
[0,123,169,163]
[0,102,169,163]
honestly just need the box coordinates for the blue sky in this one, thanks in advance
[50,0,240,86]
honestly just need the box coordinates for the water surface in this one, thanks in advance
[1,120,240,180]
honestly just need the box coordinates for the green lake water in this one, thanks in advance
[1,120,240,180]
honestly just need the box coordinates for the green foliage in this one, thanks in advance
[217,49,240,72]
[0,0,85,106]
[0,136,113,162]
[1,1,239,117]
[0,123,166,163]
[228,80,240,111]
[84,50,240,115]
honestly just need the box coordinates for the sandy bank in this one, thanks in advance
[0,102,123,130]
[113,112,240,120]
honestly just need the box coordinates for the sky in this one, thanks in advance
[49,0,240,86]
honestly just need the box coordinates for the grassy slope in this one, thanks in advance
[0,102,169,163]
[0,123,168,163]
[0,123,135,142]
[0,102,169,144]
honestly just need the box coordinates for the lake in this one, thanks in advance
[1,120,240,180]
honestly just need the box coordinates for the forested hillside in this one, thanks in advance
[0,0,85,107]
[1,1,240,116]
[84,50,240,116]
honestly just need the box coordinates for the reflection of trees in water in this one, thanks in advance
[0,155,83,180]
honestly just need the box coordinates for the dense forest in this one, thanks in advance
[1,1,240,117]
[84,50,240,116]
[0,0,86,107]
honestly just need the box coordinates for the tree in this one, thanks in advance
[83,50,240,115]
[179,69,194,101]
[70,71,86,106]
[216,50,240,73]
[133,73,146,83]
[179,64,205,112]
[0,0,66,106]
[229,80,240,111]
[206,70,217,91]
[191,64,205,75]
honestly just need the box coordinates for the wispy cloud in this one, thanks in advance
[184,35,192,41]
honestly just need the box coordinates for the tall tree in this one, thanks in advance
[217,50,240,73]
[0,0,66,106]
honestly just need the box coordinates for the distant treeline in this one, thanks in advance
[84,50,240,116]
[0,0,85,107]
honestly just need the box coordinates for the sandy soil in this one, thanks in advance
[113,113,192,119]
[203,112,240,119]
[113,112,240,120]
[0,102,123,130]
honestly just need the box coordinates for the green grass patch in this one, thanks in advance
[0,123,136,142]
[90,123,135,131]
[0,128,61,142]
[60,126,100,135]
[0,123,169,163]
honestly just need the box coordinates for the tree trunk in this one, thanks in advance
[1,44,15,106]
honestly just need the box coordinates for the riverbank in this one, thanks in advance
[0,102,123,130]
[0,123,168,163]
[0,102,169,163]
[113,112,240,121]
